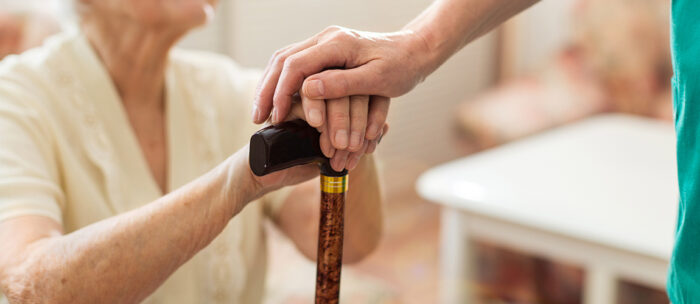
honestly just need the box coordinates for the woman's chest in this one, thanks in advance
[51,102,224,231]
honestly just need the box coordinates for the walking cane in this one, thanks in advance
[249,119,347,304]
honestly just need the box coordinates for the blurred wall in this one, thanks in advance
[507,0,579,75]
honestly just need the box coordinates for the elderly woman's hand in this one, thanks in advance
[252,26,425,150]
[250,96,388,194]
[287,95,389,171]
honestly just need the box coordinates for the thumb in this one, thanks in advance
[302,66,383,100]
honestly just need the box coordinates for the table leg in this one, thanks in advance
[583,266,616,304]
[440,207,472,304]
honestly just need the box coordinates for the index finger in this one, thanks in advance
[253,37,317,124]
[271,42,354,123]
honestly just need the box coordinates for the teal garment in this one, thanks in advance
[668,0,700,302]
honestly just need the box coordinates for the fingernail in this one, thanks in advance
[251,105,260,122]
[307,80,324,98]
[322,142,335,158]
[366,124,379,140]
[308,109,322,126]
[348,155,361,170]
[350,132,362,150]
[367,141,377,153]
[337,153,349,171]
[331,156,342,172]
[271,108,278,123]
[334,130,348,149]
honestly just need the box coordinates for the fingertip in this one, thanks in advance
[331,150,349,172]
[302,96,326,127]
[308,109,323,126]
[366,95,390,139]
[347,154,362,171]
[326,97,351,150]
[331,157,342,172]
[253,99,272,124]
[270,108,279,124]
[348,131,363,152]
[323,146,336,159]
[367,140,378,154]
[251,103,262,124]
[365,123,380,140]
[333,130,349,150]
[251,104,258,122]
[271,92,292,124]
[303,79,325,99]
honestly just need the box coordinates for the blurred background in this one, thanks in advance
[0,0,674,303]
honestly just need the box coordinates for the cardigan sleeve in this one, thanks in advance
[0,80,64,225]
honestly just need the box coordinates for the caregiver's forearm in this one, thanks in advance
[0,150,257,304]
[405,0,539,77]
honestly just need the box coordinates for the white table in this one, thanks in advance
[417,114,678,304]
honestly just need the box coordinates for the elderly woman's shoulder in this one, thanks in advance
[0,31,81,97]
[0,31,72,74]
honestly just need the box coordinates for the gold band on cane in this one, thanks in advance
[320,175,348,193]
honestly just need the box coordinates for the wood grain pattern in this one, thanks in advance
[315,181,346,304]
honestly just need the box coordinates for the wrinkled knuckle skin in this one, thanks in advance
[270,48,287,64]
[272,55,287,71]
[323,25,343,34]
[373,65,393,93]
[272,48,285,59]
[329,30,352,44]
[329,112,350,126]
[3,275,41,304]
[351,117,366,133]
[283,55,300,70]
[272,49,293,69]
[338,75,351,93]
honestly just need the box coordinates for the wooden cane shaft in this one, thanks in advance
[315,175,347,304]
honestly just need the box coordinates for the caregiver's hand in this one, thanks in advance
[252,26,429,142]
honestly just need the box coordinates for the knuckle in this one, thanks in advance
[351,117,366,131]
[271,54,287,69]
[323,25,343,34]
[374,67,392,90]
[3,274,39,303]
[282,55,299,70]
[329,111,350,125]
[338,75,351,92]
[329,30,352,43]
[270,48,288,64]
[272,48,286,58]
